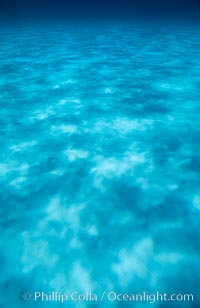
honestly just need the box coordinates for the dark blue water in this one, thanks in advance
[0,24,200,307]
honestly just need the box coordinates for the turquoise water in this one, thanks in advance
[0,24,200,307]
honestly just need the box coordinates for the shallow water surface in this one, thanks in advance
[0,24,200,307]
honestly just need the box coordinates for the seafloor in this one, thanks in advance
[0,24,200,307]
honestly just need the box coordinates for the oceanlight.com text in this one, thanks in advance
[22,291,194,304]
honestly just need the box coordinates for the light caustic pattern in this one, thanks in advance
[0,25,200,307]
